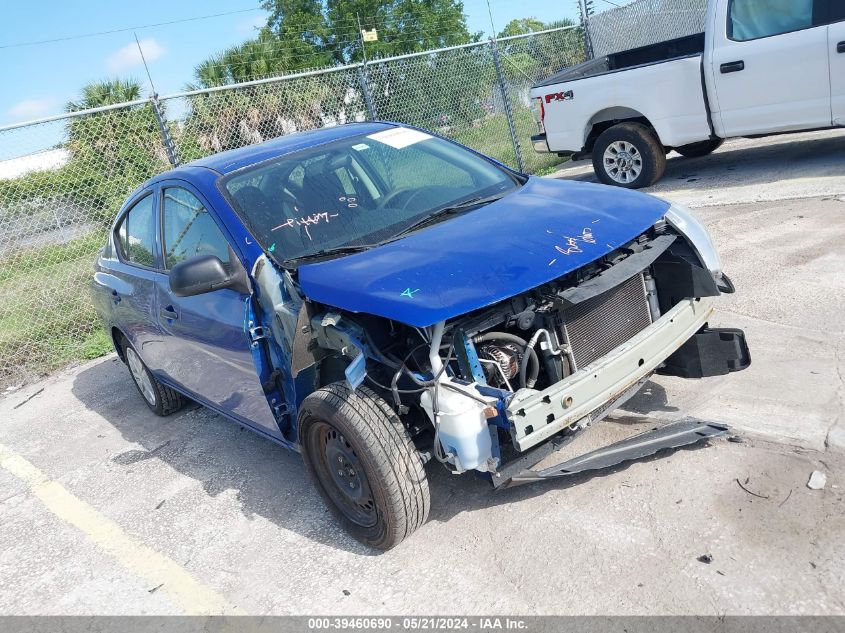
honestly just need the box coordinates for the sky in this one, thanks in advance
[0,0,584,129]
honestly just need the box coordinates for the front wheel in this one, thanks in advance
[298,384,430,550]
[592,122,666,189]
[676,138,724,158]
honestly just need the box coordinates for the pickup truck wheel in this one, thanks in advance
[676,138,724,158]
[592,123,666,189]
[123,343,185,416]
[298,384,430,550]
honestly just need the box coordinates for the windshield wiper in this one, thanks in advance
[286,244,374,265]
[389,193,507,239]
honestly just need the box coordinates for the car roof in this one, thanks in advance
[161,121,396,180]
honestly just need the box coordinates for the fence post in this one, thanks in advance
[357,64,378,120]
[150,94,181,167]
[489,39,525,173]
[578,0,595,60]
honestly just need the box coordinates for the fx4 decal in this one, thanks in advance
[544,90,574,104]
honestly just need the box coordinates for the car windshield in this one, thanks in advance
[221,127,522,264]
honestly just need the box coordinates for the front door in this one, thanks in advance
[152,181,282,440]
[710,0,831,136]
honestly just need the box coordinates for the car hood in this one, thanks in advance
[298,177,669,327]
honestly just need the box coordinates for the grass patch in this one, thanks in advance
[449,109,567,175]
[0,231,111,387]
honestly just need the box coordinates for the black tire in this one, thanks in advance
[298,383,430,550]
[592,122,666,189]
[121,338,185,416]
[676,138,724,158]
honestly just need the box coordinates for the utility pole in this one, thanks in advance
[355,13,377,120]
[136,32,180,167]
[356,12,368,64]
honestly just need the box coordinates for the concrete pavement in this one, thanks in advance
[1,362,843,615]
[549,128,845,208]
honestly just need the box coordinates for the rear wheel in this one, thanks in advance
[299,384,430,550]
[123,341,185,416]
[676,138,724,158]
[592,122,666,189]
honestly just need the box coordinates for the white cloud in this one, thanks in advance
[7,98,55,121]
[106,38,166,73]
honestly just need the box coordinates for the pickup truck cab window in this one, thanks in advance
[727,0,816,41]
[162,186,230,269]
[222,131,520,264]
[823,0,845,22]
[115,193,158,268]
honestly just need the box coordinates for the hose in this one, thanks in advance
[518,329,559,390]
[473,331,539,389]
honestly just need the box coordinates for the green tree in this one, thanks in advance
[496,17,582,83]
[325,0,476,63]
[192,0,476,87]
[65,78,142,111]
[497,17,548,38]
[64,79,170,222]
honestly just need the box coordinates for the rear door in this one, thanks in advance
[109,190,165,364]
[153,180,282,439]
[710,0,831,136]
[824,0,845,124]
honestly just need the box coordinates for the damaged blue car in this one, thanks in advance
[92,122,750,549]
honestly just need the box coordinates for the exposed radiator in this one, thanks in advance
[561,273,652,371]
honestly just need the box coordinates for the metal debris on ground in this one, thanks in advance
[807,471,827,490]
[735,477,769,499]
[12,387,44,410]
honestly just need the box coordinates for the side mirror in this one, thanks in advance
[169,254,250,297]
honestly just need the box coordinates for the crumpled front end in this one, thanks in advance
[292,210,749,485]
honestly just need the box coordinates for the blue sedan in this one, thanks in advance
[93,122,749,549]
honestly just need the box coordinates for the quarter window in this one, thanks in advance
[728,0,814,41]
[162,187,231,269]
[116,194,157,267]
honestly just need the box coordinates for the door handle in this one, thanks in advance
[720,60,745,74]
[838,41,845,54]
[160,305,179,320]
[111,290,121,305]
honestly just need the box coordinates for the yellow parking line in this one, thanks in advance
[0,442,242,615]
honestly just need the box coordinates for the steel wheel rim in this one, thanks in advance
[126,348,156,406]
[603,140,643,184]
[311,421,377,527]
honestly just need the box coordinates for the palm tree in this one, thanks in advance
[64,79,168,222]
[66,78,143,112]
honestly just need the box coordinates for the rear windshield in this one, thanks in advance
[221,128,519,264]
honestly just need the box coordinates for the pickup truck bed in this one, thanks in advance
[535,33,706,87]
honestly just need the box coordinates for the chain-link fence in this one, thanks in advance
[0,102,174,388]
[0,26,581,390]
[585,0,707,58]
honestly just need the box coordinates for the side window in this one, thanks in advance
[728,0,814,41]
[116,194,157,268]
[162,187,231,269]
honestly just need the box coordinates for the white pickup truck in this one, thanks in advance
[529,0,845,188]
